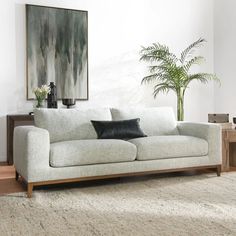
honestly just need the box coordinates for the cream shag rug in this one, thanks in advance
[1,172,236,236]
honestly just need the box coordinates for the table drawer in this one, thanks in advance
[225,130,236,142]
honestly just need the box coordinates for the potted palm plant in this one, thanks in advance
[140,38,219,121]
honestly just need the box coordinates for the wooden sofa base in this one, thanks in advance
[16,165,221,198]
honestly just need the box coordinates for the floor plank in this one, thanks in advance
[0,178,25,196]
[0,165,25,196]
[0,165,15,180]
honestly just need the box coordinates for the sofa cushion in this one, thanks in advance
[91,118,147,139]
[50,139,137,167]
[111,107,179,136]
[128,136,208,161]
[34,108,112,143]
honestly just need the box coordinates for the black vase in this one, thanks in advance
[47,82,58,108]
[62,99,76,109]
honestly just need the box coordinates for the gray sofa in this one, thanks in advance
[13,107,222,197]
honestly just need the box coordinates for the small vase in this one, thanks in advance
[47,82,58,108]
[36,99,44,108]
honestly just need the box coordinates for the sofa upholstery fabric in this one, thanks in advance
[111,107,179,136]
[34,108,112,143]
[177,122,222,164]
[13,126,50,180]
[129,135,208,161]
[50,139,137,167]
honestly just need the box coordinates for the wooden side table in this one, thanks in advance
[7,114,34,165]
[222,129,236,171]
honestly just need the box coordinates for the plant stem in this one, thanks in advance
[177,89,184,121]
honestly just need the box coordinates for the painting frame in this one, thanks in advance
[26,4,89,100]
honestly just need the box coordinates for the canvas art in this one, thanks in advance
[26,5,88,99]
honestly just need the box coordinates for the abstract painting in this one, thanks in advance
[26,5,88,99]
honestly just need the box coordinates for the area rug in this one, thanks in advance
[0,172,236,236]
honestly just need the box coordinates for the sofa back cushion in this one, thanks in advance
[34,108,112,143]
[111,107,179,136]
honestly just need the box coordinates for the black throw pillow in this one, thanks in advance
[91,118,147,139]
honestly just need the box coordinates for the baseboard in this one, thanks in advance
[0,162,8,166]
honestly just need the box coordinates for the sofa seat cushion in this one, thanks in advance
[128,136,208,161]
[50,139,137,167]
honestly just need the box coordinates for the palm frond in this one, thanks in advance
[141,73,163,84]
[183,56,205,72]
[153,83,176,98]
[149,65,161,73]
[180,38,206,64]
[154,82,175,90]
[144,61,183,84]
[140,43,178,65]
[186,73,220,86]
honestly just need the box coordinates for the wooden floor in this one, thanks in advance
[0,165,15,180]
[0,165,25,196]
[0,164,236,197]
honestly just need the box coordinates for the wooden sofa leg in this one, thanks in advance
[15,171,19,181]
[27,183,34,198]
[216,165,221,177]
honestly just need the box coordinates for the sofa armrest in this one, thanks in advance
[13,126,50,182]
[177,122,222,164]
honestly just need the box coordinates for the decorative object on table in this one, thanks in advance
[26,4,88,100]
[233,117,236,129]
[208,113,232,129]
[33,85,50,108]
[47,82,58,108]
[62,98,76,109]
[208,113,229,123]
[140,38,220,121]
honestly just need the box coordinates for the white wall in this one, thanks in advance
[214,0,236,121]
[0,0,214,162]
